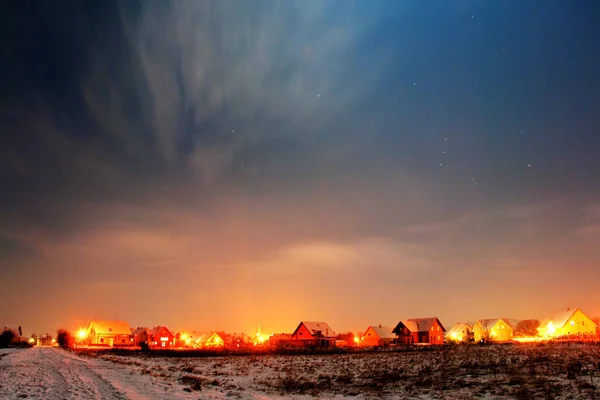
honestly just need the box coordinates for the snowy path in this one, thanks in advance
[0,347,196,399]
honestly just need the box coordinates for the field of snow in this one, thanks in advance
[93,343,600,399]
[1,343,600,399]
[0,346,198,399]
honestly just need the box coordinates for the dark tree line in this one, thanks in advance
[0,328,16,348]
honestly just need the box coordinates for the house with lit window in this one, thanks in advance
[473,319,516,343]
[358,325,394,347]
[445,322,474,343]
[204,332,225,347]
[291,321,336,347]
[149,326,175,349]
[84,320,133,347]
[392,317,445,345]
[537,308,598,340]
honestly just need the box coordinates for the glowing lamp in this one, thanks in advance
[29,338,35,344]
[78,329,87,339]
[451,332,457,339]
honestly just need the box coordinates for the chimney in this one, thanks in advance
[379,324,381,328]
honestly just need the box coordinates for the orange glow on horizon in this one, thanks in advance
[253,325,272,346]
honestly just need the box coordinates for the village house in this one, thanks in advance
[84,320,133,347]
[445,322,474,343]
[392,317,445,345]
[149,326,175,349]
[290,321,336,347]
[537,308,598,340]
[358,325,394,347]
[132,327,153,347]
[204,332,225,347]
[473,319,516,343]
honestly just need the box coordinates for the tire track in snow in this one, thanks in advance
[44,349,127,399]
[0,347,126,399]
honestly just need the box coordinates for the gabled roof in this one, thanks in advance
[293,321,335,338]
[474,318,516,331]
[151,326,174,337]
[407,317,446,332]
[393,317,445,334]
[132,327,152,336]
[539,308,598,329]
[445,322,473,338]
[205,332,224,342]
[364,325,394,339]
[87,320,131,335]
[392,320,415,334]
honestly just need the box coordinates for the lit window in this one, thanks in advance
[570,321,575,326]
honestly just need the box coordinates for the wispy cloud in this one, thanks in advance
[79,1,390,186]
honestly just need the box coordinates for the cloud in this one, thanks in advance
[79,1,390,187]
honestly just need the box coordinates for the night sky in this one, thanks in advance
[2,0,600,336]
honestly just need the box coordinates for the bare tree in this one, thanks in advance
[515,320,540,337]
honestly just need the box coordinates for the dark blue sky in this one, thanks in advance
[1,0,600,335]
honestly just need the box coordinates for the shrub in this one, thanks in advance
[56,329,72,348]
[0,328,16,348]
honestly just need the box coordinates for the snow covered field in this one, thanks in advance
[0,346,198,399]
[1,344,600,399]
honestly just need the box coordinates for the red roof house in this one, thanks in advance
[291,321,336,347]
[392,317,446,345]
[149,326,175,349]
